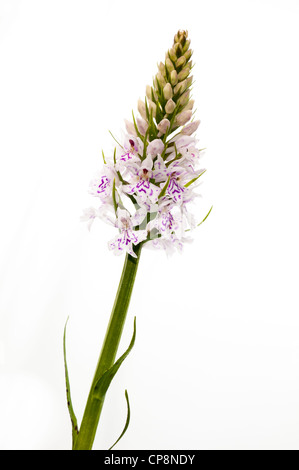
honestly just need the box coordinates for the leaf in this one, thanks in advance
[142,127,150,160]
[93,317,136,400]
[108,390,131,450]
[132,110,143,139]
[112,179,118,215]
[197,205,213,227]
[158,175,171,199]
[144,96,150,121]
[184,205,213,232]
[184,169,206,188]
[63,317,79,447]
[109,130,123,149]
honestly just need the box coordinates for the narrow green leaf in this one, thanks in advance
[132,110,143,139]
[108,390,131,450]
[93,317,136,400]
[144,96,150,121]
[197,205,213,227]
[102,150,106,164]
[142,127,149,160]
[184,205,213,232]
[112,179,118,215]
[109,130,123,149]
[63,317,79,447]
[184,169,206,188]
[158,175,171,199]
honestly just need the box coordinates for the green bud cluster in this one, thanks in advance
[137,30,194,143]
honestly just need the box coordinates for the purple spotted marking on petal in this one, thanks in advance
[97,176,111,194]
[120,151,135,162]
[136,180,151,195]
[167,178,186,202]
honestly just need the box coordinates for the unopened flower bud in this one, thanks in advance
[174,31,180,43]
[174,30,188,44]
[157,118,170,135]
[165,58,174,74]
[181,119,201,135]
[147,138,164,156]
[175,56,186,69]
[158,61,166,77]
[186,76,193,88]
[184,49,192,61]
[173,42,180,56]
[184,99,195,111]
[182,39,191,54]
[168,48,177,62]
[177,67,190,82]
[147,99,157,118]
[165,99,176,114]
[152,88,158,101]
[138,99,147,121]
[124,119,137,136]
[156,72,166,89]
[174,79,187,95]
[137,117,148,135]
[177,90,190,107]
[170,70,178,86]
[146,85,152,100]
[163,83,173,100]
[175,110,192,126]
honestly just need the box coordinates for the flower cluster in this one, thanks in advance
[82,31,208,257]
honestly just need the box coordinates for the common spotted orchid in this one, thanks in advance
[65,30,212,451]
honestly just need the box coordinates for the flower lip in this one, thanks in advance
[142,168,149,179]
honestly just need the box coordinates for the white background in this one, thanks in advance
[1,0,299,450]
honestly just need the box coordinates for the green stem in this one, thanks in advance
[73,243,142,450]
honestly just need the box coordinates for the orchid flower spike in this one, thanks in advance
[82,30,211,256]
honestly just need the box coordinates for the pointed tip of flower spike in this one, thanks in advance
[174,30,189,46]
